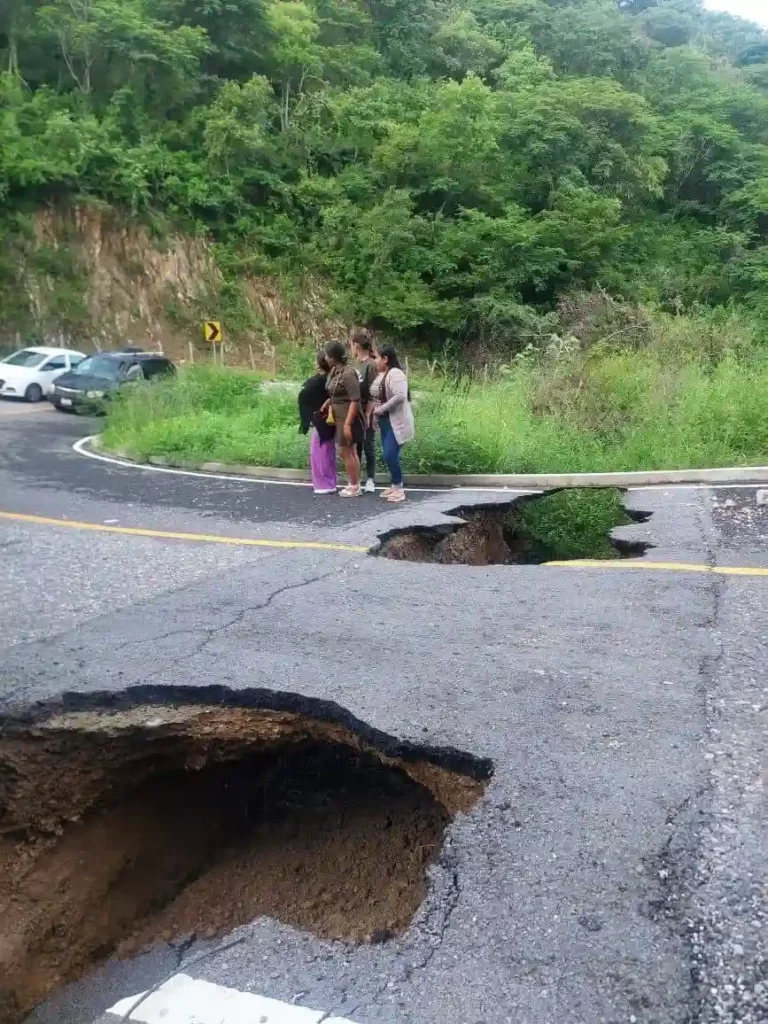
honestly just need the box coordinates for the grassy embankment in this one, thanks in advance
[102,316,768,476]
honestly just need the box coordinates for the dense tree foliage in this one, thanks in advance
[1,0,767,348]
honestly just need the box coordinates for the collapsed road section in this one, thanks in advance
[0,687,491,1024]
[376,488,652,566]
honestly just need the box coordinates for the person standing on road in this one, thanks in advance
[372,345,414,504]
[323,340,364,498]
[298,350,337,495]
[350,328,379,494]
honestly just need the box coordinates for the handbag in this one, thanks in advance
[326,370,341,425]
[312,410,336,442]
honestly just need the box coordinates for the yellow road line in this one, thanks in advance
[0,510,367,553]
[545,559,768,577]
[2,511,766,575]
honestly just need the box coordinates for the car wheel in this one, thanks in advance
[24,383,43,403]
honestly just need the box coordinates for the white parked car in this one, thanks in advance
[0,347,87,402]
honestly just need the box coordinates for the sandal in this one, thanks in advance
[380,488,393,499]
[387,490,406,503]
[339,486,362,498]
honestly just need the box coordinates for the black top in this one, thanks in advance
[357,359,378,404]
[298,372,328,434]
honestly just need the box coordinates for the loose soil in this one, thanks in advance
[0,703,487,1024]
[377,489,651,566]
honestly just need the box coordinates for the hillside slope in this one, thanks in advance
[2,0,767,358]
[1,204,342,364]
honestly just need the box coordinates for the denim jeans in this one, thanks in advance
[379,414,403,487]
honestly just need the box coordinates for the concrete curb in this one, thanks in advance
[406,466,768,487]
[89,438,768,488]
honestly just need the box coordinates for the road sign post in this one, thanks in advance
[203,321,222,343]
[203,321,223,365]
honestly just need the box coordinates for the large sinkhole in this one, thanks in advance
[0,689,491,1024]
[377,487,652,566]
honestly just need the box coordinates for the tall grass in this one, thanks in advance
[516,488,633,560]
[102,348,768,473]
[102,367,308,468]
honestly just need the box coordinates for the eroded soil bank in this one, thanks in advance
[0,697,489,1023]
[377,489,651,566]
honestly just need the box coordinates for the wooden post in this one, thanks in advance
[188,341,195,364]
[249,344,256,372]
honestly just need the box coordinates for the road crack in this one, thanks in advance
[328,844,464,1020]
[136,563,351,686]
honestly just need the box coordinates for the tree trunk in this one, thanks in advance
[281,78,291,132]
[7,34,19,76]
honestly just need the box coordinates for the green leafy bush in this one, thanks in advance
[2,0,768,350]
[517,489,633,561]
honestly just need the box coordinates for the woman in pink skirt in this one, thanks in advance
[298,351,338,494]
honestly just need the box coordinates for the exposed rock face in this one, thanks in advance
[3,204,343,365]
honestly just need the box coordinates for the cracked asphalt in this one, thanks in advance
[1,405,766,1024]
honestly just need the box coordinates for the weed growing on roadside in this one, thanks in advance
[102,348,768,474]
[516,489,633,561]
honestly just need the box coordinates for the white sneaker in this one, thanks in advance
[364,478,376,494]
[313,488,336,495]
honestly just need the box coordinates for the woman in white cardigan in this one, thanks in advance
[371,345,415,503]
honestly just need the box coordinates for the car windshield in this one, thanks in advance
[74,355,122,380]
[2,349,48,368]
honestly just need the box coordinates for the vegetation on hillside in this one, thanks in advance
[2,0,767,354]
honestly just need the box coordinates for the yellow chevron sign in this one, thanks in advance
[203,320,222,343]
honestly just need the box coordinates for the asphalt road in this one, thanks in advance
[0,402,766,1024]
[0,402,428,529]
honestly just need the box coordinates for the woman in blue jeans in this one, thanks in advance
[371,345,415,503]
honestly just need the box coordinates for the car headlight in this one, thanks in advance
[86,390,105,399]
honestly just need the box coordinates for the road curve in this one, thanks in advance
[1,402,766,1024]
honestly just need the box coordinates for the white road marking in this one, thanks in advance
[72,437,501,494]
[73,437,317,489]
[72,436,766,496]
[108,974,357,1024]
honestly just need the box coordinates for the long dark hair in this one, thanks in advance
[377,345,410,400]
[316,349,331,374]
[377,345,402,371]
[325,340,347,366]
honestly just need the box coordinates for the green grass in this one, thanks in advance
[102,368,309,468]
[102,347,768,474]
[515,489,634,561]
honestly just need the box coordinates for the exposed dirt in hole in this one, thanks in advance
[0,699,489,1024]
[377,489,652,566]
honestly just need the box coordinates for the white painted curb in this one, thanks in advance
[90,437,768,489]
